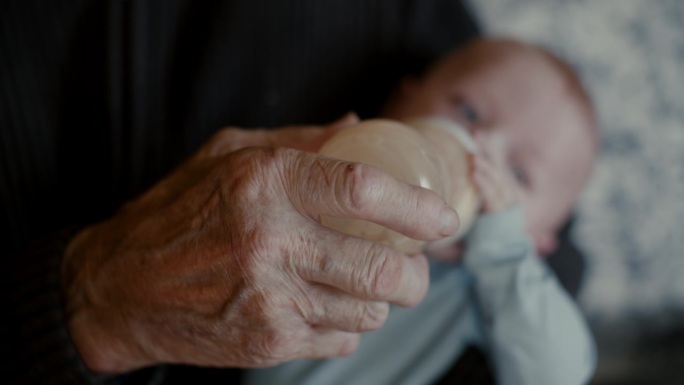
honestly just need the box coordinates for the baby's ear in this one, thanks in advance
[534,232,558,257]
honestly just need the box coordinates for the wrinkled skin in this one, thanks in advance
[62,115,460,374]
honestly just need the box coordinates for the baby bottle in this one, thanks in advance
[318,117,480,254]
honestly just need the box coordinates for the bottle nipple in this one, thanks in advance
[405,117,480,244]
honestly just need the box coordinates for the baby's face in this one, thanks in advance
[385,43,596,254]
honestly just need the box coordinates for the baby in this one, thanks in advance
[243,38,598,385]
[384,38,598,259]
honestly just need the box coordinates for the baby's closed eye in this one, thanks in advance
[510,164,530,187]
[448,95,481,127]
[457,100,480,125]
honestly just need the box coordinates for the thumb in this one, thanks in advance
[313,112,361,148]
[327,111,360,130]
[269,112,361,152]
[294,112,360,152]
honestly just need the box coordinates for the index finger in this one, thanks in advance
[283,150,460,242]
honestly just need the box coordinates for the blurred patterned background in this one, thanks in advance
[467,1,684,384]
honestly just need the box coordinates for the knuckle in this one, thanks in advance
[354,302,389,332]
[266,146,293,165]
[227,290,272,325]
[289,230,317,272]
[221,147,283,202]
[229,224,272,274]
[247,226,274,257]
[205,127,243,156]
[254,329,299,363]
[292,284,319,322]
[361,245,402,298]
[267,330,295,358]
[338,163,379,214]
[228,296,306,367]
[221,164,260,202]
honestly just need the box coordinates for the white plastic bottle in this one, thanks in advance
[319,117,480,254]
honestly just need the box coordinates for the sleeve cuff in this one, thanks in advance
[5,229,164,385]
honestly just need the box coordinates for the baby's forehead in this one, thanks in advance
[426,39,597,146]
[439,41,590,122]
[433,40,558,83]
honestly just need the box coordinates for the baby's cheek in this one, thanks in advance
[524,201,564,242]
[517,192,535,221]
[521,198,553,237]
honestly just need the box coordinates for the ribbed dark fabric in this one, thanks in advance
[1,0,481,256]
[3,228,127,385]
[1,1,480,384]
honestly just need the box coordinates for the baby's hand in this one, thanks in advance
[472,132,520,213]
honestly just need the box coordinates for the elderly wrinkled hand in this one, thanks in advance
[61,117,460,374]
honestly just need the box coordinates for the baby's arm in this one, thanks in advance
[465,134,596,385]
[465,208,595,385]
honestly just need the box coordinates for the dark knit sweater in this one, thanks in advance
[1,1,480,383]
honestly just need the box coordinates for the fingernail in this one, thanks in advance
[439,206,460,236]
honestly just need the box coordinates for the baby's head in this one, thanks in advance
[384,38,598,255]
